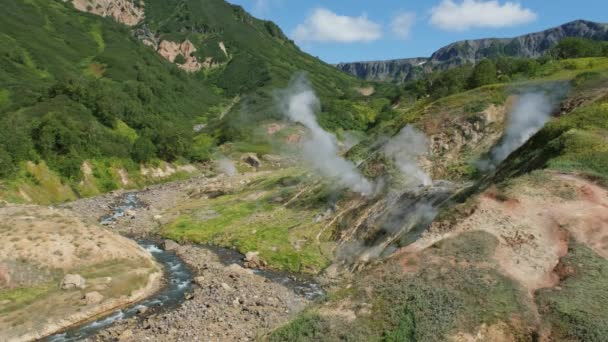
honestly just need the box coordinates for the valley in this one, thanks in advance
[1,0,608,341]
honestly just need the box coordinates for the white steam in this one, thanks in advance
[481,92,553,169]
[217,158,237,176]
[277,76,373,195]
[383,125,432,186]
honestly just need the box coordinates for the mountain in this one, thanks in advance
[337,20,608,83]
[0,0,373,202]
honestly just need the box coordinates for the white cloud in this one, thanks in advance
[391,12,416,39]
[430,0,537,31]
[293,8,382,43]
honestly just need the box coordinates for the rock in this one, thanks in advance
[220,282,233,291]
[225,263,254,276]
[153,215,163,220]
[163,239,180,251]
[193,276,206,287]
[262,154,281,163]
[185,292,194,300]
[244,251,267,269]
[137,306,149,315]
[118,329,134,341]
[125,209,137,218]
[83,291,104,305]
[241,153,262,168]
[60,274,86,290]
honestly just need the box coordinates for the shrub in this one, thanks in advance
[469,60,497,88]
[131,137,157,163]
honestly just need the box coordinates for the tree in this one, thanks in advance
[469,60,497,89]
[131,137,157,163]
[551,38,603,59]
[0,147,15,178]
[153,124,191,161]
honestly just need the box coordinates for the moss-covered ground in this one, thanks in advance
[268,232,534,341]
[161,168,335,273]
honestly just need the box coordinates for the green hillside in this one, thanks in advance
[0,0,385,202]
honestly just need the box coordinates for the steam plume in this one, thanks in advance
[383,125,432,186]
[481,92,553,169]
[217,158,237,176]
[277,75,373,195]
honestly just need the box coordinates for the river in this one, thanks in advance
[43,192,323,341]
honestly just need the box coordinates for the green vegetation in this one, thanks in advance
[0,282,57,315]
[161,169,333,273]
[496,81,608,184]
[77,257,158,298]
[268,232,532,341]
[0,0,374,203]
[536,243,608,341]
[550,37,608,60]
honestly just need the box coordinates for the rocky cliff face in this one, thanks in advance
[336,57,429,83]
[71,0,144,26]
[337,20,608,83]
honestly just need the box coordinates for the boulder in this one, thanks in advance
[163,239,180,251]
[241,153,262,168]
[60,274,86,290]
[244,251,267,269]
[220,282,233,291]
[225,263,254,276]
[83,291,104,305]
[118,329,134,341]
[193,276,206,287]
[262,154,281,163]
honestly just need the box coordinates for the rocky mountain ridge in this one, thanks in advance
[337,20,608,82]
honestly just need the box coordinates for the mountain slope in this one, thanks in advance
[0,0,374,203]
[337,20,608,83]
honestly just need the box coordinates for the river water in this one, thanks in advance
[44,240,193,342]
[43,192,323,341]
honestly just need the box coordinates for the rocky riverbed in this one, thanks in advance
[61,172,322,341]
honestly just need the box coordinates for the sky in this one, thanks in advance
[227,0,608,64]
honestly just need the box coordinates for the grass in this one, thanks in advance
[0,282,57,315]
[536,242,608,341]
[77,258,158,298]
[7,161,77,204]
[162,169,332,273]
[495,88,608,184]
[267,232,532,341]
[162,195,331,273]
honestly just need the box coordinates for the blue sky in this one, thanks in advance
[227,0,608,64]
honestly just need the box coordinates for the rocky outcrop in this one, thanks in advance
[71,0,144,26]
[60,274,86,290]
[157,40,203,73]
[133,24,158,49]
[337,20,608,83]
[430,19,608,66]
[336,57,429,83]
[241,153,262,168]
[163,239,180,251]
[83,291,104,305]
[156,40,228,73]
